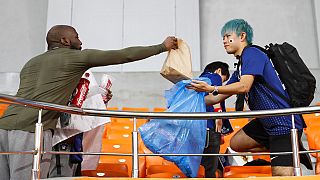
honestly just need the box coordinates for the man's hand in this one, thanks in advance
[162,36,178,50]
[186,80,213,93]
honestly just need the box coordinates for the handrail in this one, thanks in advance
[1,93,320,119]
[1,93,319,178]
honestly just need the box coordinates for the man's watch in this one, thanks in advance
[211,86,219,96]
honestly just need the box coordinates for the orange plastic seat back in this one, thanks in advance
[305,125,320,157]
[99,139,146,177]
[223,165,272,178]
[220,118,249,153]
[303,113,320,129]
[106,107,119,111]
[81,163,129,177]
[122,107,149,112]
[140,141,205,178]
[153,107,167,112]
[0,103,9,117]
[146,165,205,178]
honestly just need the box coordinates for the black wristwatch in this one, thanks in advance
[211,86,219,96]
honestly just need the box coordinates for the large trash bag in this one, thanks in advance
[139,77,210,177]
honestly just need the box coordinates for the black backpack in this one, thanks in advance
[237,42,316,108]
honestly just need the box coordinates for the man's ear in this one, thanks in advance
[240,32,247,42]
[61,37,71,46]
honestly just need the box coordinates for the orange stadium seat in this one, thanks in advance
[81,163,129,177]
[103,121,147,138]
[252,154,271,162]
[122,107,149,112]
[303,113,320,132]
[105,129,132,141]
[99,139,146,177]
[153,107,167,112]
[223,165,272,178]
[106,107,119,111]
[146,165,205,178]
[105,107,119,122]
[226,107,236,112]
[305,125,320,157]
[0,103,9,117]
[109,118,148,126]
[314,134,320,175]
[220,118,249,154]
[140,142,205,178]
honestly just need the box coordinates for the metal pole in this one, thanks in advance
[132,117,139,178]
[291,115,301,176]
[31,109,43,180]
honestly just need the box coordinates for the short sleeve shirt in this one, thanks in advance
[227,47,303,135]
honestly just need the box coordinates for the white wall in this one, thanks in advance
[1,0,320,108]
[46,0,201,72]
[0,0,48,73]
[200,0,319,69]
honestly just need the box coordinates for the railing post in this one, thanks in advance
[132,117,139,178]
[31,109,43,180]
[291,115,301,176]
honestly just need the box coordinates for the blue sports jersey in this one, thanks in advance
[227,47,303,135]
[200,72,233,134]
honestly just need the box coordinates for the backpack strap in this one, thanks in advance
[235,55,245,111]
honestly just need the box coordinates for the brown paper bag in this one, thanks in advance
[160,39,193,84]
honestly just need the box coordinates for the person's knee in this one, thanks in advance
[230,135,242,152]
[272,166,293,176]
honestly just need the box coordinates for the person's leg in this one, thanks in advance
[0,129,10,180]
[230,119,269,152]
[272,166,293,176]
[201,130,221,177]
[316,153,320,175]
[8,130,52,180]
[48,142,78,177]
[41,130,53,178]
[269,132,305,176]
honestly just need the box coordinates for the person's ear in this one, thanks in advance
[214,68,222,75]
[240,32,247,42]
[61,37,71,46]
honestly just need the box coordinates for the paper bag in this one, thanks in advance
[160,39,193,83]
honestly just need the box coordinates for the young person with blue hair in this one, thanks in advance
[200,61,233,177]
[188,19,312,176]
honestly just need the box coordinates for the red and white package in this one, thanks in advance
[71,73,90,108]
[99,74,113,104]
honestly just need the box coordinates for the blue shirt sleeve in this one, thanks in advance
[200,72,222,86]
[226,71,239,85]
[241,47,267,76]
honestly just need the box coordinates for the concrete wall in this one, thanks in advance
[1,0,320,109]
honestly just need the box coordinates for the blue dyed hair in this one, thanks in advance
[221,19,253,44]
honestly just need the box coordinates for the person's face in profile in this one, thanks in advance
[222,32,241,55]
[214,68,228,83]
[67,28,82,50]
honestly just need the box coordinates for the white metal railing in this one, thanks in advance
[1,93,320,179]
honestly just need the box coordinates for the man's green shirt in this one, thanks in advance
[0,44,166,132]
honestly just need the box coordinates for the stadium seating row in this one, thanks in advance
[0,104,318,177]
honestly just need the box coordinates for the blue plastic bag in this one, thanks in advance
[139,77,210,177]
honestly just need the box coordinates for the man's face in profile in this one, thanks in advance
[67,28,82,50]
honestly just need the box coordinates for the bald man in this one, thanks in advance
[0,25,177,180]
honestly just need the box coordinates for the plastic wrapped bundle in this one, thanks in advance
[139,77,210,177]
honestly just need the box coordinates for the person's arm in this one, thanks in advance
[189,74,255,95]
[205,93,230,105]
[81,37,177,67]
